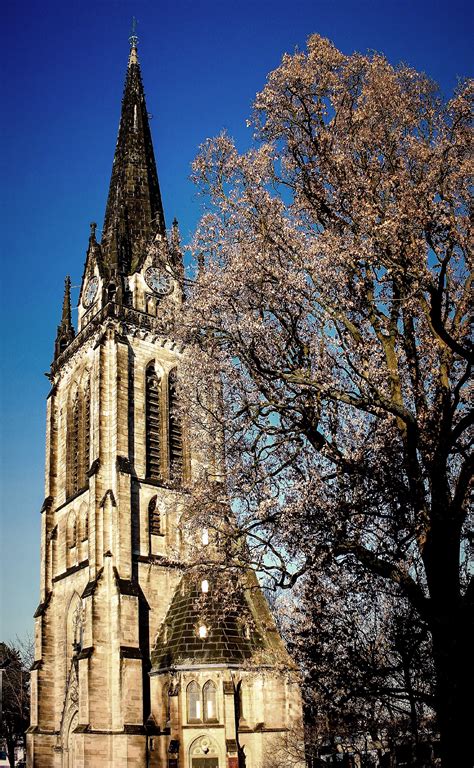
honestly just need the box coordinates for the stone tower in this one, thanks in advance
[27,35,303,768]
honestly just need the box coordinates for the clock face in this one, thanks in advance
[145,267,174,296]
[83,277,99,308]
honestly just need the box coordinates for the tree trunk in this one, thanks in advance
[430,605,473,767]
[424,468,472,768]
[6,735,15,768]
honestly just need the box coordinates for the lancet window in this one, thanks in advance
[66,381,91,498]
[145,364,185,483]
[186,680,219,723]
[187,681,201,722]
[203,680,218,722]
[145,364,161,479]
[67,396,81,496]
[83,384,91,476]
[168,368,183,480]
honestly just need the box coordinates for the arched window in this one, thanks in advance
[149,496,161,535]
[203,680,218,722]
[168,368,183,481]
[83,384,91,482]
[66,382,91,498]
[67,395,81,496]
[146,364,161,479]
[187,681,201,722]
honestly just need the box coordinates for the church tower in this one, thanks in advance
[27,33,303,768]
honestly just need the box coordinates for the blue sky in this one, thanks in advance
[0,0,472,641]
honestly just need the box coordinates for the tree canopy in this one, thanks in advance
[179,35,473,767]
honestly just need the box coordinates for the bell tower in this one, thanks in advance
[27,32,303,768]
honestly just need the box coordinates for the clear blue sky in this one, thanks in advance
[0,0,472,641]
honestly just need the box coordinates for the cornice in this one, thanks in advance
[50,302,185,377]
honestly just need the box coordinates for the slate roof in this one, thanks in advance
[101,41,166,275]
[151,571,295,671]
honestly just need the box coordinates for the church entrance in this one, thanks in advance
[189,736,220,767]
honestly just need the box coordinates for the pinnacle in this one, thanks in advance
[61,275,72,326]
[54,275,75,358]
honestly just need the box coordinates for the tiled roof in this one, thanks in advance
[151,572,295,671]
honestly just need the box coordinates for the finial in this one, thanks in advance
[89,222,97,242]
[171,218,180,247]
[129,16,138,49]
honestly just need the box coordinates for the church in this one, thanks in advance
[27,32,303,768]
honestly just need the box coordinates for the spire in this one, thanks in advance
[101,28,166,275]
[55,276,75,358]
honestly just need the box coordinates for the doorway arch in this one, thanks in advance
[189,735,220,768]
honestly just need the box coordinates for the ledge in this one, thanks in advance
[139,477,189,494]
[81,568,103,598]
[40,496,54,514]
[76,646,94,660]
[74,724,91,733]
[87,458,100,477]
[120,646,142,660]
[33,591,52,617]
[53,559,89,583]
[134,554,181,569]
[55,487,89,513]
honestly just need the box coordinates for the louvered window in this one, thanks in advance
[168,368,183,480]
[83,386,91,484]
[146,365,161,479]
[68,397,81,496]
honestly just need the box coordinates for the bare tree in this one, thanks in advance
[0,638,33,767]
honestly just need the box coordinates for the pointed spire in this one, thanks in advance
[61,275,72,325]
[55,276,75,358]
[101,29,166,276]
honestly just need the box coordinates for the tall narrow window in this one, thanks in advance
[168,368,183,481]
[203,680,218,722]
[82,385,91,484]
[146,364,161,479]
[187,681,201,722]
[67,395,81,496]
[149,496,161,535]
[67,384,91,498]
